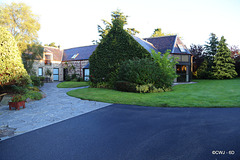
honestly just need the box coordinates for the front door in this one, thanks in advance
[63,68,68,81]
[53,68,59,81]
[176,65,187,82]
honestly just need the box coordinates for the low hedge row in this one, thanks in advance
[115,81,168,93]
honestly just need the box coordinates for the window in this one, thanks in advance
[53,68,59,81]
[45,54,52,65]
[178,44,186,52]
[84,69,89,81]
[174,55,181,61]
[181,55,189,62]
[38,68,43,76]
[176,65,186,74]
[176,65,187,82]
[71,53,79,59]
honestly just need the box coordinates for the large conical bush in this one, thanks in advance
[0,26,31,86]
[89,18,150,87]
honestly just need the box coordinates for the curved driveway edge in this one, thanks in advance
[0,82,111,140]
[1,104,240,160]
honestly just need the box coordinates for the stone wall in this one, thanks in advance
[32,60,64,81]
[62,60,88,78]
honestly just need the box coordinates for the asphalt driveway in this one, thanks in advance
[0,104,240,160]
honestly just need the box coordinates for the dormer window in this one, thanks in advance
[71,53,79,59]
[178,44,186,52]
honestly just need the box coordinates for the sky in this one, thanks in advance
[1,0,240,49]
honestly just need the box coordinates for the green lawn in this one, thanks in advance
[67,79,240,107]
[57,81,89,88]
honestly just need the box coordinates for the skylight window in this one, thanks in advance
[71,53,79,59]
[178,44,186,52]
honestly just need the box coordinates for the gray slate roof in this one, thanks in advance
[144,35,177,53]
[62,45,98,61]
[132,36,158,53]
[144,35,191,54]
[62,35,190,62]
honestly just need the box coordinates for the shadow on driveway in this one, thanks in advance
[0,104,240,160]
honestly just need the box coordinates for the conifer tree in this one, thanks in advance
[200,33,219,78]
[204,33,219,62]
[213,36,237,79]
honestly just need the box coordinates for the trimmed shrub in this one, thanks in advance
[115,81,137,92]
[11,85,28,94]
[0,27,31,87]
[117,51,178,92]
[77,77,83,82]
[30,75,44,87]
[115,81,167,93]
[71,74,77,80]
[118,57,159,85]
[72,78,78,82]
[65,75,71,81]
[89,18,151,88]
[23,90,42,101]
[136,84,169,93]
[27,86,40,92]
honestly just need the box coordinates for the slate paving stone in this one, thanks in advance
[0,82,111,140]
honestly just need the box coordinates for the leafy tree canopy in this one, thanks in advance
[151,28,174,37]
[22,42,44,75]
[94,9,140,44]
[44,42,60,48]
[189,44,205,72]
[0,27,31,86]
[0,2,40,52]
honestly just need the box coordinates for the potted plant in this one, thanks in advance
[9,94,26,110]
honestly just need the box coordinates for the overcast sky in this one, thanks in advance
[1,0,240,49]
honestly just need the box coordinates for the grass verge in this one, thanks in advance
[57,81,89,88]
[67,79,240,107]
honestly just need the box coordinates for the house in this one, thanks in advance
[62,45,97,81]
[144,35,192,82]
[33,35,192,82]
[33,46,64,81]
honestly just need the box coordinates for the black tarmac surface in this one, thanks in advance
[1,104,240,160]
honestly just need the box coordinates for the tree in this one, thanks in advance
[151,28,174,37]
[0,27,31,87]
[197,33,219,79]
[44,42,60,48]
[204,33,219,63]
[151,50,178,90]
[0,2,40,52]
[196,59,212,79]
[22,42,43,74]
[230,45,240,60]
[213,36,237,79]
[189,44,205,72]
[230,45,240,76]
[89,18,150,87]
[94,10,140,43]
